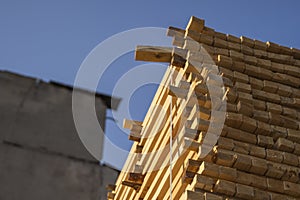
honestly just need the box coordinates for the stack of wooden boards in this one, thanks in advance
[107,16,300,200]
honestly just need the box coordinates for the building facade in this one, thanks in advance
[0,71,120,200]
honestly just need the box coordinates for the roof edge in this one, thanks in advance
[0,70,120,110]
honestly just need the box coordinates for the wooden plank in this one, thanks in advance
[266,41,281,53]
[172,35,185,47]
[123,119,143,129]
[133,85,200,199]
[226,34,240,43]
[257,58,271,69]
[231,60,246,73]
[217,137,234,151]
[171,54,186,68]
[224,112,243,128]
[239,115,257,133]
[184,127,201,140]
[253,110,270,123]
[218,165,237,182]
[199,34,214,46]
[292,47,300,59]
[128,131,141,142]
[257,135,274,148]
[233,140,250,155]
[145,151,190,199]
[213,148,236,167]
[135,45,173,62]
[233,71,249,83]
[282,152,298,166]
[122,180,142,191]
[266,149,283,163]
[237,101,253,117]
[194,174,216,191]
[186,16,205,32]
[167,26,185,37]
[203,192,223,200]
[249,157,268,175]
[107,192,116,199]
[217,55,232,68]
[214,37,228,48]
[186,190,204,200]
[263,80,279,93]
[187,159,202,173]
[106,184,116,191]
[253,189,270,200]
[287,129,300,143]
[168,86,189,99]
[244,55,258,66]
[274,138,295,153]
[240,36,255,48]
[229,50,244,61]
[140,83,194,168]
[214,31,227,40]
[184,137,201,152]
[228,42,241,52]
[253,99,267,112]
[267,178,284,193]
[128,173,145,183]
[233,153,252,171]
[249,145,266,159]
[225,126,257,145]
[198,161,219,177]
[235,183,254,199]
[283,181,300,197]
[135,145,143,153]
[214,179,236,196]
[183,39,201,51]
[254,39,267,51]
[266,102,282,114]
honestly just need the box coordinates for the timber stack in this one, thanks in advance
[107,16,300,200]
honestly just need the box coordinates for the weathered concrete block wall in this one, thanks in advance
[0,71,119,200]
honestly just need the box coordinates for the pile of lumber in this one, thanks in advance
[108,16,300,200]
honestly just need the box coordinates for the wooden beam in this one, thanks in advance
[167,26,185,37]
[128,173,145,183]
[122,181,142,191]
[186,16,205,33]
[129,131,141,142]
[135,145,143,153]
[106,184,116,191]
[167,85,189,99]
[107,192,116,199]
[123,119,142,129]
[135,45,173,62]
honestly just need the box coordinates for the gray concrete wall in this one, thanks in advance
[0,71,119,200]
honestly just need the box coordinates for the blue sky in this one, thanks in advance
[1,0,300,170]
